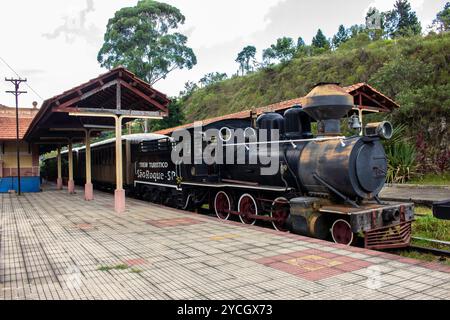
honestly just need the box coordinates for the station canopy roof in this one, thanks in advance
[24,67,170,152]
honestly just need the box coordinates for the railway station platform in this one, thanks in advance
[1,185,449,300]
[380,184,450,206]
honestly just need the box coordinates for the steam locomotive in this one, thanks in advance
[43,83,414,249]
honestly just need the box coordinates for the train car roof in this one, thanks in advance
[77,133,170,152]
[49,133,169,157]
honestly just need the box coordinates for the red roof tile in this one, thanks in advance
[0,105,39,140]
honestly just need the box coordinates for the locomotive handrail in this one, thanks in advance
[313,173,360,208]
[222,136,347,147]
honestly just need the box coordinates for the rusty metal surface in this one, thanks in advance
[303,83,354,121]
[364,220,412,250]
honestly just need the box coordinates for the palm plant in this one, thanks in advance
[384,124,417,183]
[385,141,417,183]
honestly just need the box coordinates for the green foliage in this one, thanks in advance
[409,172,450,186]
[385,141,417,183]
[180,33,450,177]
[311,29,330,49]
[179,81,199,98]
[370,54,433,98]
[199,72,228,87]
[262,37,297,64]
[384,0,422,38]
[435,2,450,32]
[97,0,197,85]
[236,46,257,75]
[413,214,450,242]
[148,98,185,132]
[297,37,306,48]
[332,25,349,49]
[384,124,417,183]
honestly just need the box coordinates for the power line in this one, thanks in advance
[0,55,44,101]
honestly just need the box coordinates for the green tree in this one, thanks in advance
[180,81,198,98]
[236,46,257,75]
[433,2,450,32]
[199,72,228,87]
[262,37,297,64]
[332,25,349,49]
[148,98,185,131]
[297,37,306,48]
[348,24,366,38]
[384,0,421,38]
[311,29,330,49]
[97,0,197,85]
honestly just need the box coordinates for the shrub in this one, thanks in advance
[386,141,417,183]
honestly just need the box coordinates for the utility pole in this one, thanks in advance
[5,78,27,196]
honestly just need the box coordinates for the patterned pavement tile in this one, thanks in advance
[0,185,449,300]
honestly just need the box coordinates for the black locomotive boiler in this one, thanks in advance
[133,83,414,249]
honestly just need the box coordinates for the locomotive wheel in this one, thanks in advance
[214,191,232,220]
[238,194,258,225]
[331,219,354,245]
[270,197,290,232]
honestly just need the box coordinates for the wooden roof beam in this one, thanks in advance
[119,80,168,112]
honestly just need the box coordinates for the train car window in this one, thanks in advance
[140,138,171,153]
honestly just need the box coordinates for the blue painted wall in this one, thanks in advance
[0,177,41,193]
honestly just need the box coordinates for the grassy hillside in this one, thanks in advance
[180,32,450,175]
[183,32,449,126]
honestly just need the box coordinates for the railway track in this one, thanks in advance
[407,245,450,258]
[387,236,450,260]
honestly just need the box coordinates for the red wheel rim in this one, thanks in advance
[239,194,257,225]
[331,220,354,245]
[214,192,230,220]
[271,198,289,232]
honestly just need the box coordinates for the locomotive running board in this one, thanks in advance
[134,181,180,190]
[181,181,293,192]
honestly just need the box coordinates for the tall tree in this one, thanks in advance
[433,2,450,32]
[348,24,366,38]
[199,72,228,87]
[148,98,185,132]
[262,37,296,64]
[97,0,197,85]
[180,81,198,98]
[297,37,306,48]
[312,29,330,49]
[332,25,349,49]
[236,46,257,75]
[384,0,421,38]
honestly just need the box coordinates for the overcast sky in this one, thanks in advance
[0,0,446,107]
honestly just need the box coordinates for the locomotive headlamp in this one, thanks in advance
[364,121,393,140]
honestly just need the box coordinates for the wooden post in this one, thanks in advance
[114,116,125,213]
[68,140,75,194]
[114,83,125,213]
[57,146,63,190]
[358,94,364,136]
[85,130,93,201]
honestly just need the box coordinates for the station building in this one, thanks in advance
[0,103,40,192]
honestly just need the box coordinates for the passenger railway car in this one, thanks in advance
[43,84,415,250]
[42,134,167,192]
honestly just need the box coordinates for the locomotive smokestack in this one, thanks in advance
[303,83,354,136]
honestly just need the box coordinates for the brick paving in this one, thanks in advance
[0,185,449,300]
